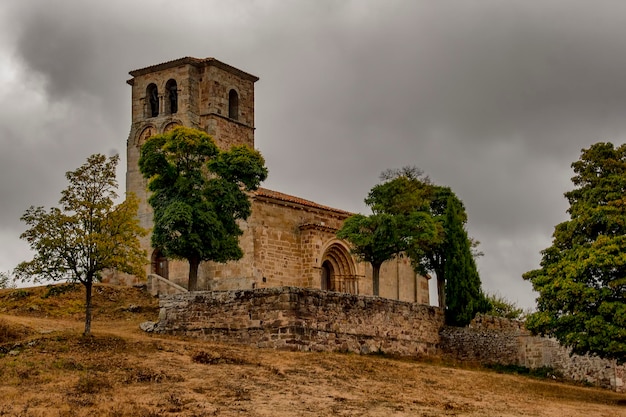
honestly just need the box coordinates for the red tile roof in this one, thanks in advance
[254,188,352,216]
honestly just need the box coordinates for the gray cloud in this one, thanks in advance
[2,0,626,308]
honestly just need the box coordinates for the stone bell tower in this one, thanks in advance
[125,57,259,276]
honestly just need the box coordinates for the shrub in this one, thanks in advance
[9,289,30,300]
[485,293,525,320]
[0,318,32,343]
[42,283,80,299]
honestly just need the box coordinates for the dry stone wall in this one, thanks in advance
[439,315,526,365]
[153,287,625,392]
[155,287,443,356]
[440,314,625,392]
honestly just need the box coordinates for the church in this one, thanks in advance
[124,56,430,304]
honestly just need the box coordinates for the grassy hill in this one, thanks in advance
[0,284,624,417]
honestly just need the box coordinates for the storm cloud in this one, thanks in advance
[2,0,626,308]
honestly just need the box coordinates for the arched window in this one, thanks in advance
[165,79,178,114]
[228,89,239,120]
[146,83,159,117]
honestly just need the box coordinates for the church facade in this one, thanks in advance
[125,57,430,304]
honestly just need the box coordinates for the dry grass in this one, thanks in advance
[0,283,624,416]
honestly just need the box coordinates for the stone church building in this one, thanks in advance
[124,56,430,304]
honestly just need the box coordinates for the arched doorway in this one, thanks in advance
[320,242,358,294]
[151,249,169,279]
[321,260,333,291]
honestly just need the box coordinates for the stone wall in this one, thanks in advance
[154,288,625,392]
[155,287,443,356]
[440,314,625,392]
[440,315,526,365]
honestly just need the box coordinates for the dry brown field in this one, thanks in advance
[0,284,624,417]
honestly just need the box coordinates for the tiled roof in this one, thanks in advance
[255,188,352,216]
[128,57,259,82]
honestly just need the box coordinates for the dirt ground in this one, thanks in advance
[0,284,625,417]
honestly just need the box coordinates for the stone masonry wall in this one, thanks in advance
[156,287,443,356]
[440,315,526,365]
[154,288,624,392]
[440,314,625,392]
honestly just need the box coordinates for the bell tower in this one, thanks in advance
[125,57,259,270]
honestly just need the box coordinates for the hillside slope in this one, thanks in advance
[0,284,624,417]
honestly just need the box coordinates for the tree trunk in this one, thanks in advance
[84,280,93,336]
[372,263,381,296]
[188,257,200,291]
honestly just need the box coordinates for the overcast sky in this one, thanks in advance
[2,0,626,309]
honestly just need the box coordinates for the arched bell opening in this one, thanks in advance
[228,89,239,120]
[146,83,159,118]
[165,79,178,114]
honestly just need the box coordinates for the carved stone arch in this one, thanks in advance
[136,125,156,147]
[162,121,182,134]
[319,239,358,294]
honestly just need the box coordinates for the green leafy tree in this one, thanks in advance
[338,168,439,296]
[338,213,420,296]
[15,154,147,335]
[443,196,490,326]
[408,185,458,309]
[485,293,525,320]
[366,167,485,316]
[523,142,626,362]
[139,126,268,291]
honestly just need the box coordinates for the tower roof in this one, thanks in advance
[128,57,259,84]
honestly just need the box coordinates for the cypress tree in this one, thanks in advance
[444,196,490,326]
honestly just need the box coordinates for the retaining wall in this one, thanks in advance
[155,286,443,356]
[440,314,625,393]
[153,288,625,392]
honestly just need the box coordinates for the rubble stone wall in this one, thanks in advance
[156,287,443,356]
[440,314,625,393]
[154,288,625,392]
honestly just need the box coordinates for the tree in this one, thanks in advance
[15,154,147,335]
[443,195,490,326]
[338,168,440,296]
[338,214,410,295]
[139,126,268,291]
[523,142,626,362]
[485,293,525,320]
[365,167,486,317]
